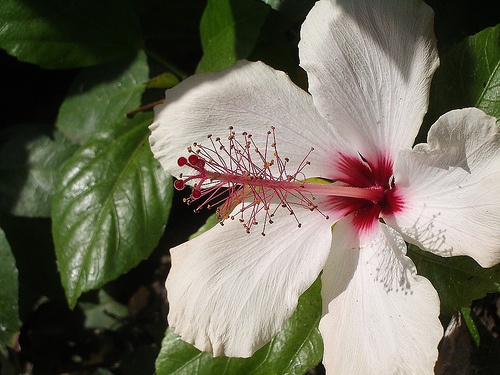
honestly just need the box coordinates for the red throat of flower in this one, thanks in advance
[329,152,405,232]
[173,127,404,235]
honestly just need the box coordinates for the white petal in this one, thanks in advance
[150,60,349,180]
[320,218,442,375]
[388,108,500,267]
[166,205,333,357]
[299,0,439,160]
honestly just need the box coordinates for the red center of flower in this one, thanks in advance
[329,153,404,233]
[173,127,404,234]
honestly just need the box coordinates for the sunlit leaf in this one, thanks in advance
[0,126,77,218]
[156,277,322,375]
[197,0,270,72]
[421,24,500,139]
[56,51,149,144]
[0,0,142,69]
[52,113,173,307]
[408,245,500,317]
[0,227,19,348]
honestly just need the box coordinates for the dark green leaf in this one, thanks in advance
[147,72,180,89]
[132,0,204,76]
[197,0,270,72]
[0,227,19,348]
[421,24,500,139]
[52,113,173,307]
[0,126,77,218]
[56,51,149,144]
[156,277,323,375]
[249,13,304,85]
[408,245,500,317]
[0,0,142,69]
[120,345,160,375]
[0,215,63,318]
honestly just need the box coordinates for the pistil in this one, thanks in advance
[201,171,385,202]
[172,127,398,234]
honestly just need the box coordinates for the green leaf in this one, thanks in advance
[0,0,143,69]
[422,24,500,137]
[131,0,204,75]
[0,227,19,348]
[408,245,500,317]
[0,125,77,218]
[147,72,180,89]
[52,113,173,307]
[156,277,323,375]
[79,290,128,330]
[56,51,149,144]
[197,0,270,72]
[189,213,219,240]
[0,215,62,317]
[460,307,480,347]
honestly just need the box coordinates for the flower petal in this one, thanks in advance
[149,60,349,180]
[320,218,442,374]
[388,108,500,267]
[299,0,439,160]
[166,205,333,357]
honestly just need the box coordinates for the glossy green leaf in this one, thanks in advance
[52,113,173,307]
[56,51,149,144]
[0,227,19,348]
[0,126,77,218]
[0,0,142,69]
[408,245,500,317]
[156,277,323,375]
[197,0,270,72]
[422,24,500,138]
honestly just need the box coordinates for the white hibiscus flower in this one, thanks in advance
[149,0,500,373]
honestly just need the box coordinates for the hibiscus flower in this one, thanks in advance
[149,0,500,373]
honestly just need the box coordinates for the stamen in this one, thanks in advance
[173,127,383,234]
